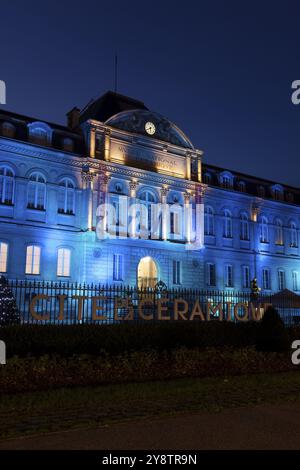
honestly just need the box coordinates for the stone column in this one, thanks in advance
[129,180,138,238]
[104,130,111,162]
[186,152,191,180]
[195,185,205,247]
[161,186,169,241]
[81,170,95,231]
[197,157,202,183]
[184,192,191,243]
[89,128,96,158]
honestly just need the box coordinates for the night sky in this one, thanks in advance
[1,1,300,186]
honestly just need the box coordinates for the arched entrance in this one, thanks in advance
[137,256,158,289]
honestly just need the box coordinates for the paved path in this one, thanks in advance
[1,404,300,450]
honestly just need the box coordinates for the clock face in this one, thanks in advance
[145,121,156,135]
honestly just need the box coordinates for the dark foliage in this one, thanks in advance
[0,321,261,358]
[256,306,290,352]
[0,276,20,326]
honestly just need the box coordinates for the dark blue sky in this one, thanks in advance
[1,1,300,186]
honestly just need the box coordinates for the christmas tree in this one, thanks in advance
[0,276,20,325]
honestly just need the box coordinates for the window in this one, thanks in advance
[57,248,71,277]
[27,172,46,210]
[112,200,120,226]
[58,178,75,215]
[113,254,123,281]
[223,210,232,238]
[275,219,284,245]
[203,173,211,184]
[1,122,15,138]
[262,268,271,290]
[293,271,299,291]
[272,185,284,201]
[170,211,180,235]
[204,206,214,236]
[260,216,269,243]
[28,121,52,146]
[0,166,14,205]
[222,175,231,188]
[173,260,181,285]
[240,213,249,240]
[257,185,265,198]
[242,265,250,288]
[139,190,156,235]
[238,181,246,192]
[25,245,41,275]
[62,138,74,152]
[220,172,233,189]
[207,263,216,287]
[225,264,233,288]
[0,242,8,273]
[278,270,285,291]
[290,221,298,247]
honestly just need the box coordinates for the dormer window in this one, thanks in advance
[257,185,265,198]
[271,184,284,201]
[238,181,246,192]
[28,122,53,146]
[286,192,294,203]
[220,172,233,189]
[62,137,74,152]
[203,172,211,185]
[1,121,16,138]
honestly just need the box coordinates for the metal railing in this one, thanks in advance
[2,279,300,326]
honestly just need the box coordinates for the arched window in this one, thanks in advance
[290,221,298,247]
[139,190,156,236]
[0,166,14,205]
[27,172,46,210]
[221,175,231,189]
[272,185,284,201]
[223,209,232,238]
[240,213,249,240]
[28,121,52,146]
[220,172,233,189]
[260,216,269,243]
[204,206,214,236]
[275,218,284,245]
[58,178,75,215]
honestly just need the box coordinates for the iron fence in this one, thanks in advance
[4,279,300,326]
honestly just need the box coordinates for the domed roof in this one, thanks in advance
[105,109,194,150]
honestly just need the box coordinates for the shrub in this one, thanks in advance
[0,321,260,358]
[0,276,20,326]
[256,306,290,352]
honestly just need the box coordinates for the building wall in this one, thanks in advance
[1,129,300,293]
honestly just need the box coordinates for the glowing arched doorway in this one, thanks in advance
[137,256,158,289]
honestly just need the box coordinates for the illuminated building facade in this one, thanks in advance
[0,91,300,293]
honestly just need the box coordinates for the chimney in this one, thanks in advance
[66,107,80,129]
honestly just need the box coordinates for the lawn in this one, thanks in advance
[1,371,300,440]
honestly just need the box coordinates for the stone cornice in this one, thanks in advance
[0,139,85,170]
[90,159,201,191]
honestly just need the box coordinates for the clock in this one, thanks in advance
[145,121,156,135]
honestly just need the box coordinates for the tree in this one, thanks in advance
[0,276,20,325]
[256,306,289,352]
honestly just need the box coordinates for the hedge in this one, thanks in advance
[0,321,263,358]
